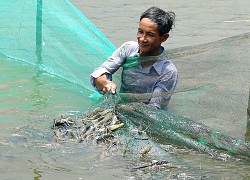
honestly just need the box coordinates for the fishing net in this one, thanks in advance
[0,0,116,92]
[1,0,250,163]
[52,93,188,173]
[53,93,250,160]
[116,99,250,159]
[167,33,250,140]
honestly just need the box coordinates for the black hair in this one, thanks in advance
[140,7,175,36]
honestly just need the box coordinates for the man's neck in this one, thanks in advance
[140,50,161,68]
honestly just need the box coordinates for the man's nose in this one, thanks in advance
[139,34,147,42]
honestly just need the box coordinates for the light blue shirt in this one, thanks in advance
[90,41,178,110]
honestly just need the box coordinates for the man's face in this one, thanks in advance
[137,18,169,55]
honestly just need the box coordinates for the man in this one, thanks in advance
[90,7,177,110]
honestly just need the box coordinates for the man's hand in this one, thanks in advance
[102,81,117,94]
[94,74,117,94]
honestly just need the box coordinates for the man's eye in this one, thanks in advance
[138,30,143,34]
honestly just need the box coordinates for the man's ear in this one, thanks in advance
[162,33,169,42]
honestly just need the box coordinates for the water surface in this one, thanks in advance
[1,0,250,179]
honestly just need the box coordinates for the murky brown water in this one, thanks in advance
[70,0,250,49]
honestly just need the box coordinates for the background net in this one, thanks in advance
[167,33,250,139]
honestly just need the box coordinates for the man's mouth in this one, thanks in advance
[139,43,148,47]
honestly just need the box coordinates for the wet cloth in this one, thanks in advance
[90,41,178,110]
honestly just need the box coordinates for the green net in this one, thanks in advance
[168,33,250,140]
[1,0,250,165]
[116,99,250,158]
[0,0,116,92]
[52,92,250,164]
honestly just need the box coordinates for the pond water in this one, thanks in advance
[1,0,250,179]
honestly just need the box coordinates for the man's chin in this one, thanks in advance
[139,48,149,55]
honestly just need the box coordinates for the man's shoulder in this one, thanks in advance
[121,41,138,48]
[119,41,139,56]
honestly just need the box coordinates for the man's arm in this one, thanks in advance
[90,41,138,94]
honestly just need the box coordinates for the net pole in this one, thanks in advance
[36,0,43,65]
[245,87,250,141]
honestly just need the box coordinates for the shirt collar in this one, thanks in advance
[141,47,167,75]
